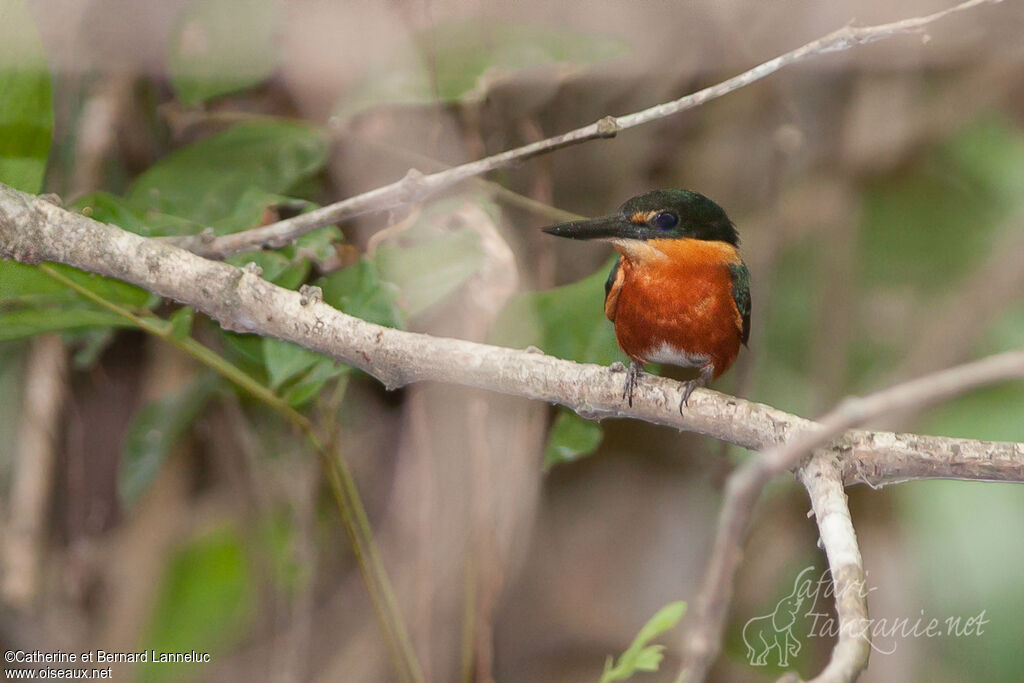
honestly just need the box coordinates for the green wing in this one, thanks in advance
[602,256,623,322]
[604,256,621,305]
[729,262,751,345]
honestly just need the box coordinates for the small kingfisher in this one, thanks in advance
[542,189,750,411]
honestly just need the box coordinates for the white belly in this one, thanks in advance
[645,342,709,368]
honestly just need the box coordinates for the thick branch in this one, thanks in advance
[169,0,1002,259]
[1,183,1022,488]
[798,455,870,683]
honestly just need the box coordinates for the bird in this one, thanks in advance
[542,189,750,411]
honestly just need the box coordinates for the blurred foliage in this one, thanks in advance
[857,117,1024,438]
[73,191,203,238]
[373,221,483,318]
[751,242,819,417]
[0,0,52,194]
[860,118,1024,293]
[924,300,1024,443]
[751,117,1024,425]
[0,307,134,340]
[120,373,220,506]
[0,341,26,483]
[335,22,628,117]
[733,115,1024,679]
[168,0,281,106]
[900,481,1024,683]
[543,409,604,469]
[0,261,156,309]
[259,509,311,599]
[139,526,255,683]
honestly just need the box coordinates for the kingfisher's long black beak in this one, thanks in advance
[541,215,636,241]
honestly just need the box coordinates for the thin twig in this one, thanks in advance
[342,131,583,225]
[678,350,1024,682]
[165,0,1002,259]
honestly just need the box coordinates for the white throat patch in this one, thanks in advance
[611,238,668,263]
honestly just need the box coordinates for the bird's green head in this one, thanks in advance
[542,189,738,246]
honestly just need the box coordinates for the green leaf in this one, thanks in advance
[0,308,136,340]
[119,374,219,507]
[543,408,603,468]
[317,258,404,329]
[126,121,327,225]
[139,526,254,683]
[0,260,156,348]
[168,0,280,106]
[294,224,343,263]
[73,191,202,237]
[632,646,665,672]
[599,601,687,683]
[168,307,195,340]
[211,186,317,235]
[633,601,687,645]
[0,0,53,193]
[77,187,319,239]
[1,261,156,308]
[250,257,407,400]
[262,337,321,390]
[219,332,266,373]
[281,361,348,407]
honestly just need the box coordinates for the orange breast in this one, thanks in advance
[606,238,743,379]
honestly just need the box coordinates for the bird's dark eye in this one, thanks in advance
[653,212,678,230]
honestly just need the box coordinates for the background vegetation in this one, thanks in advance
[1,0,1022,681]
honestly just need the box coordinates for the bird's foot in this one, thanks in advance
[678,380,701,412]
[678,365,714,414]
[609,361,626,373]
[622,360,644,407]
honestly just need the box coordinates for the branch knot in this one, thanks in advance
[595,116,621,138]
[299,284,323,306]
